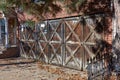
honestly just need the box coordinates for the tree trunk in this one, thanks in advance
[113,0,120,58]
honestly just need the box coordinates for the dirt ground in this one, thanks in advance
[0,58,87,80]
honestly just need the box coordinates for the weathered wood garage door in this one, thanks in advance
[20,14,105,70]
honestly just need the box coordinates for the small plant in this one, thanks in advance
[25,20,35,30]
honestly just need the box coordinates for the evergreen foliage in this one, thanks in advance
[0,0,85,20]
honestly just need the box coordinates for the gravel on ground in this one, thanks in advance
[0,58,87,80]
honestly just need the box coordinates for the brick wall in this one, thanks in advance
[104,17,112,44]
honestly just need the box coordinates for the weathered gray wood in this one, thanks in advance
[65,21,81,43]
[49,43,62,63]
[38,41,48,62]
[20,15,105,70]
[65,45,80,68]
[48,21,62,41]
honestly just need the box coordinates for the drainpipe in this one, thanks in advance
[3,14,9,48]
[0,25,2,44]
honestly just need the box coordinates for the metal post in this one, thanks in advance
[81,17,85,70]
[61,21,65,66]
